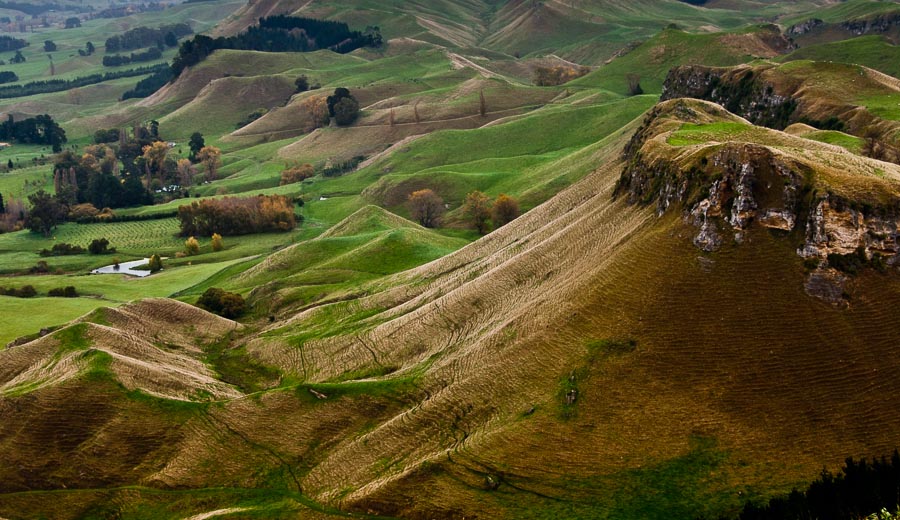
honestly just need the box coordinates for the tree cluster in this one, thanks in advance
[0,2,63,16]
[47,286,78,297]
[0,36,26,52]
[172,16,381,77]
[105,23,191,53]
[88,238,114,255]
[102,47,162,67]
[25,190,65,236]
[462,191,521,234]
[0,71,17,84]
[280,163,314,185]
[39,242,85,257]
[176,195,297,237]
[196,287,245,319]
[327,88,360,126]
[0,285,36,298]
[0,114,66,152]
[0,63,169,100]
[97,3,164,19]
[121,66,173,99]
[532,65,590,86]
[727,451,900,520]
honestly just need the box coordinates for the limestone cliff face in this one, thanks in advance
[660,65,796,129]
[618,133,805,252]
[799,196,900,264]
[616,100,900,303]
[788,14,900,41]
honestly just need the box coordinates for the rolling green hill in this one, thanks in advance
[2,1,900,519]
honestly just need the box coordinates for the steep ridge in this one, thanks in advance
[661,61,900,157]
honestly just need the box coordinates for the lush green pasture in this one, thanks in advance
[778,36,900,79]
[296,94,655,220]
[0,217,307,273]
[802,130,865,154]
[571,27,768,95]
[0,0,243,87]
[0,256,247,346]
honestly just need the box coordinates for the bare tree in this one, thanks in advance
[407,189,445,228]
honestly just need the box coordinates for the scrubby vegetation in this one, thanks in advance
[176,195,297,236]
[726,452,900,520]
[105,24,192,53]
[196,287,245,318]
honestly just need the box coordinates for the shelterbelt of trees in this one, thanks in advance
[171,15,381,77]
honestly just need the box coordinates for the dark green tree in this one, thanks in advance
[188,132,204,162]
[26,190,64,236]
[295,75,309,92]
[326,87,351,116]
[10,50,25,64]
[65,17,81,29]
[196,287,245,319]
[43,40,56,52]
[333,96,360,126]
[0,192,4,213]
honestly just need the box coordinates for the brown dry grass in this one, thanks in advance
[3,99,900,518]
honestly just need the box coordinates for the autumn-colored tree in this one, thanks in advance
[142,141,169,184]
[280,163,314,185]
[211,233,224,252]
[492,193,520,228]
[301,95,330,131]
[197,145,221,182]
[148,254,163,272]
[462,190,492,234]
[532,65,590,86]
[177,195,296,236]
[176,158,196,187]
[407,189,445,228]
[184,236,200,255]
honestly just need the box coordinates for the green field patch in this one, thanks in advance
[667,122,757,146]
[801,130,865,154]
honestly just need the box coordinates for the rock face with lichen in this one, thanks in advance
[799,197,900,261]
[616,98,900,304]
[660,65,797,129]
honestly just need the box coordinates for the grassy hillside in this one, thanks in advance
[2,1,900,519]
[778,35,900,79]
[571,25,788,95]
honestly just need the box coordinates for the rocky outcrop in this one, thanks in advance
[799,196,900,264]
[787,19,824,37]
[619,138,804,252]
[661,65,797,129]
[617,100,900,303]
